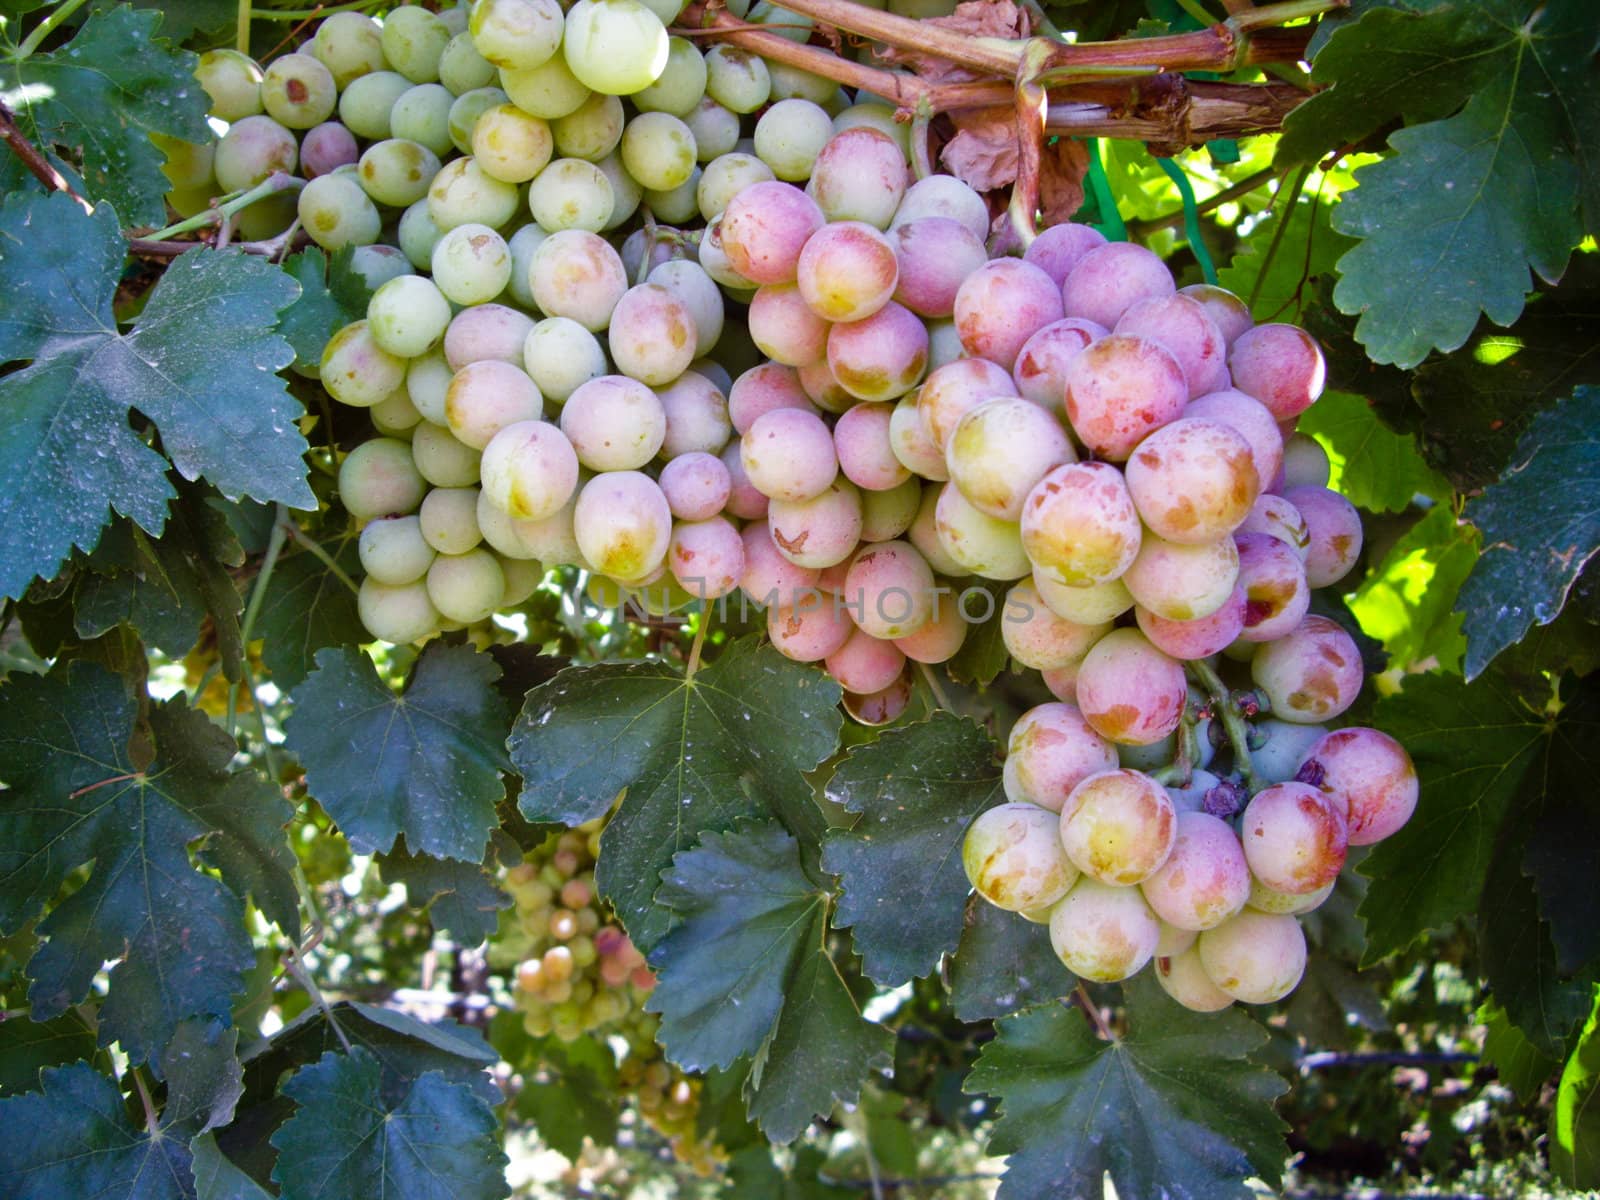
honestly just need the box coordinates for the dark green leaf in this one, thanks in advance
[284,643,511,861]
[946,579,1008,686]
[1552,985,1600,1188]
[1215,197,1356,326]
[0,194,311,601]
[270,1046,509,1200]
[820,713,1002,986]
[160,1019,242,1135]
[0,663,297,1064]
[1479,1000,1558,1102]
[190,1133,273,1200]
[647,824,891,1143]
[381,843,510,946]
[948,897,1075,1022]
[0,1062,194,1199]
[1524,679,1600,971]
[1,6,211,223]
[0,1008,100,1097]
[722,1144,854,1199]
[1457,386,1600,679]
[489,1013,619,1162]
[509,636,842,949]
[1298,391,1446,513]
[1284,958,1391,1050]
[966,974,1290,1200]
[276,248,368,371]
[254,538,364,690]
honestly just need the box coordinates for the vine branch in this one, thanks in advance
[0,100,92,213]
[1072,982,1114,1040]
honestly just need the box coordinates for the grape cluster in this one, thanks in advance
[617,1013,725,1175]
[501,822,654,1041]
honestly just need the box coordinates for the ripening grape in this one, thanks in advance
[195,49,265,122]
[1063,334,1188,461]
[322,321,405,408]
[1227,323,1326,420]
[442,359,545,451]
[893,591,968,663]
[1023,222,1106,286]
[739,520,820,606]
[1246,876,1333,916]
[1032,572,1135,625]
[1122,533,1240,622]
[1240,781,1348,895]
[1012,318,1107,414]
[1252,615,1363,724]
[608,283,698,386]
[372,389,424,436]
[728,364,811,434]
[829,403,907,492]
[444,304,536,370]
[412,421,483,488]
[794,220,899,323]
[1003,703,1117,812]
[360,515,436,585]
[915,357,1018,453]
[1179,283,1253,345]
[480,420,580,520]
[262,54,338,129]
[767,478,863,569]
[826,301,929,403]
[1019,461,1141,588]
[1234,532,1311,643]
[1281,434,1331,489]
[952,258,1064,370]
[1048,877,1160,982]
[825,627,906,693]
[418,487,484,556]
[668,516,744,599]
[1074,629,1185,746]
[1114,293,1228,398]
[427,547,505,623]
[1296,727,1418,845]
[1061,241,1176,329]
[570,473,671,584]
[806,127,908,228]
[563,0,669,95]
[560,375,666,471]
[1197,909,1306,1003]
[300,122,359,177]
[841,540,934,638]
[214,115,298,192]
[745,284,826,368]
[1238,492,1310,559]
[1125,419,1257,544]
[890,217,987,319]
[964,803,1079,913]
[890,173,987,239]
[720,181,825,285]
[1183,389,1284,494]
[519,317,601,401]
[469,0,564,70]
[741,408,837,503]
[933,483,1030,580]
[888,394,949,482]
[767,593,852,661]
[1282,485,1364,588]
[529,229,628,332]
[946,399,1076,523]
[358,577,441,643]
[1000,580,1109,671]
[1140,811,1250,930]
[1059,768,1177,885]
[860,478,921,542]
[1135,585,1246,660]
[1155,947,1234,1012]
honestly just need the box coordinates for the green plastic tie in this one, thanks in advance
[1084,139,1127,243]
[1155,155,1218,285]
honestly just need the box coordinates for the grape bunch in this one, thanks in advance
[500,822,655,1042]
[617,1013,725,1175]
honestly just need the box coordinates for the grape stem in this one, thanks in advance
[1150,705,1202,788]
[1072,982,1113,1040]
[16,0,91,59]
[1186,658,1262,793]
[0,100,93,213]
[918,662,953,712]
[141,171,305,244]
[131,1067,160,1134]
[685,605,713,680]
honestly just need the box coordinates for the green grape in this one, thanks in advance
[551,91,624,162]
[561,0,669,96]
[640,169,700,225]
[339,70,412,140]
[390,83,456,156]
[412,421,483,487]
[371,387,425,436]
[631,36,707,116]
[358,138,442,207]
[524,316,607,401]
[194,49,263,122]
[311,11,386,89]
[704,44,770,113]
[261,53,337,129]
[527,158,614,232]
[500,52,591,120]
[298,173,382,252]
[446,85,510,153]
[152,132,213,192]
[213,115,298,193]
[832,101,912,156]
[368,274,452,357]
[419,486,484,554]
[406,350,454,423]
[432,222,513,305]
[618,111,697,191]
[592,151,642,231]
[357,577,440,643]
[695,151,773,222]
[504,224,548,308]
[749,0,812,42]
[381,6,452,83]
[471,102,555,182]
[340,437,428,519]
[753,97,832,181]
[468,0,565,70]
[398,197,446,268]
[322,320,405,406]
[234,190,298,240]
[428,155,520,230]
[768,59,837,104]
[359,514,436,584]
[438,31,496,94]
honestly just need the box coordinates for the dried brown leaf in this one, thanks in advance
[876,0,1031,84]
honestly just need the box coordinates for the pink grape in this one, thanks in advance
[741,408,837,502]
[1063,334,1187,460]
[796,220,900,322]
[1296,727,1418,845]
[1228,323,1326,420]
[768,592,852,661]
[302,121,359,176]
[528,229,628,331]
[1125,418,1258,544]
[890,216,987,318]
[1155,946,1235,1011]
[1061,241,1175,329]
[1240,781,1348,895]
[841,540,935,638]
[444,303,535,369]
[574,471,673,583]
[1115,292,1228,398]
[825,626,907,693]
[946,398,1076,522]
[835,402,910,491]
[1003,702,1117,811]
[1135,585,1247,660]
[560,374,666,471]
[1048,877,1160,982]
[797,355,854,413]
[739,520,820,606]
[1023,222,1107,286]
[893,594,968,663]
[444,360,544,449]
[1235,532,1311,642]
[807,126,909,227]
[1239,492,1311,560]
[668,515,744,599]
[964,803,1079,913]
[1059,768,1177,885]
[1020,461,1142,588]
[915,357,1018,452]
[768,478,863,568]
[1281,485,1364,588]
[721,442,769,520]
[1252,614,1363,723]
[656,371,732,458]
[1033,572,1134,625]
[1040,661,1080,703]
[748,283,830,366]
[479,419,579,520]
[1001,580,1110,671]
[607,283,698,386]
[728,362,815,433]
[933,483,1030,580]
[827,300,930,403]
[1012,318,1107,414]
[718,180,825,284]
[1075,629,1185,746]
[845,671,915,724]
[1140,811,1251,930]
[659,451,731,520]
[1184,389,1285,493]
[953,258,1064,370]
[860,478,921,542]
[1247,877,1333,916]
[1178,282,1253,345]
[1197,910,1306,1003]
[908,484,966,576]
[890,394,949,481]
[1123,533,1240,622]
[890,172,988,238]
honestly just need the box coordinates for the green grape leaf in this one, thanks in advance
[966,974,1290,1200]
[1328,1,1596,367]
[489,1013,620,1162]
[0,1008,100,1097]
[820,713,1003,986]
[1524,681,1600,972]
[0,6,211,223]
[0,663,298,1065]
[1456,387,1600,679]
[1348,505,1476,674]
[276,247,369,370]
[1358,672,1600,966]
[946,579,1009,686]
[1553,986,1600,1189]
[1215,197,1356,326]
[722,1145,855,1199]
[270,1046,510,1200]
[1285,958,1391,1051]
[509,636,842,950]
[1480,999,1559,1102]
[0,193,312,602]
[284,643,512,862]
[160,1019,243,1136]
[646,824,892,1143]
[1298,391,1446,513]
[381,842,510,946]
[0,1062,195,1199]
[254,538,364,690]
[948,896,1075,1022]
[191,1133,273,1200]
